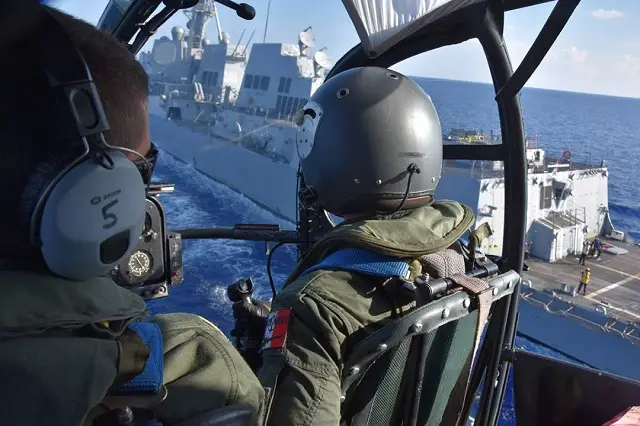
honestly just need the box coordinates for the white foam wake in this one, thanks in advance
[153,151,297,312]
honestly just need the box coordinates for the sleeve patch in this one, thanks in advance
[261,309,291,352]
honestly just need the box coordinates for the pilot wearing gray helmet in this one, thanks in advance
[232,66,478,425]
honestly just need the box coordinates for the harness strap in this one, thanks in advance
[447,273,492,426]
[449,274,491,360]
[92,322,166,422]
[117,322,164,394]
[301,248,411,280]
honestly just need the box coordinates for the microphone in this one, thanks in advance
[162,0,200,9]
[215,0,256,20]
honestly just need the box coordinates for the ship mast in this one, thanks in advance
[263,0,272,43]
[183,0,217,49]
[211,2,224,43]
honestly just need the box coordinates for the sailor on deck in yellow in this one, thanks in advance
[578,267,591,296]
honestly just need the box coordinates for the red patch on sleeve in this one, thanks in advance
[261,309,291,352]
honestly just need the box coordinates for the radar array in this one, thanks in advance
[297,27,333,78]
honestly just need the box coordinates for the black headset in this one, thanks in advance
[19,7,148,281]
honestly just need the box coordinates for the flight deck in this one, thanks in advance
[521,237,640,323]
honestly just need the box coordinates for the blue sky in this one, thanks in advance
[52,0,640,98]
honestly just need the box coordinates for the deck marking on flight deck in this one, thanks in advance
[586,261,638,279]
[585,273,640,300]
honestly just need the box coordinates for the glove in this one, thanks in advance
[231,299,271,371]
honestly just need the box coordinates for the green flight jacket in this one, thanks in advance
[257,200,475,426]
[0,270,264,426]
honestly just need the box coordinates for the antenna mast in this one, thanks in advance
[241,30,255,57]
[183,0,216,49]
[212,1,224,43]
[263,0,272,43]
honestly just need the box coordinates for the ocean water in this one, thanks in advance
[146,78,640,424]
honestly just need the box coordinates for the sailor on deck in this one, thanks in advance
[579,239,590,265]
[592,238,603,259]
[232,66,479,425]
[578,268,591,295]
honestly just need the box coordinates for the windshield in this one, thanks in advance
[96,0,133,32]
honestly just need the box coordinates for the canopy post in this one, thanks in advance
[472,3,526,426]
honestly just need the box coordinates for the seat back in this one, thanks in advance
[340,270,520,426]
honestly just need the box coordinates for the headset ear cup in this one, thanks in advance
[39,150,147,281]
[21,152,79,233]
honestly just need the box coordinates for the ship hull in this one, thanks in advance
[149,100,298,223]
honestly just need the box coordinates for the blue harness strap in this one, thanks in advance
[118,322,164,394]
[301,248,411,280]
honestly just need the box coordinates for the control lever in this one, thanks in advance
[215,0,256,20]
[227,278,264,369]
[226,277,255,306]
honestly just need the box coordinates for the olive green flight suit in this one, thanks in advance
[257,200,475,425]
[0,270,264,426]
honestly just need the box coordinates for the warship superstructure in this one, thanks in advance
[140,2,640,381]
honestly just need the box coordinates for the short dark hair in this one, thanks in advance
[53,7,150,150]
[0,6,149,262]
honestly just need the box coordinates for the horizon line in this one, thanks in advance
[410,75,640,101]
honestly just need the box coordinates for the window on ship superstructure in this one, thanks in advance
[278,77,292,94]
[285,97,294,115]
[201,71,219,87]
[260,76,270,91]
[244,75,253,89]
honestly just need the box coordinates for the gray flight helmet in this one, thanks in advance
[296,66,443,217]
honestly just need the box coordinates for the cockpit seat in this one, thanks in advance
[339,269,520,426]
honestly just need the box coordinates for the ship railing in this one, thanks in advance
[231,106,299,124]
[621,324,640,344]
[520,287,640,345]
[165,91,193,100]
[519,287,556,311]
[624,323,640,335]
[562,307,610,333]
[442,161,505,180]
[540,157,606,173]
[609,320,634,335]
[624,330,640,346]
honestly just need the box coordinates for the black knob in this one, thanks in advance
[227,278,254,304]
[115,406,134,425]
[237,3,256,20]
